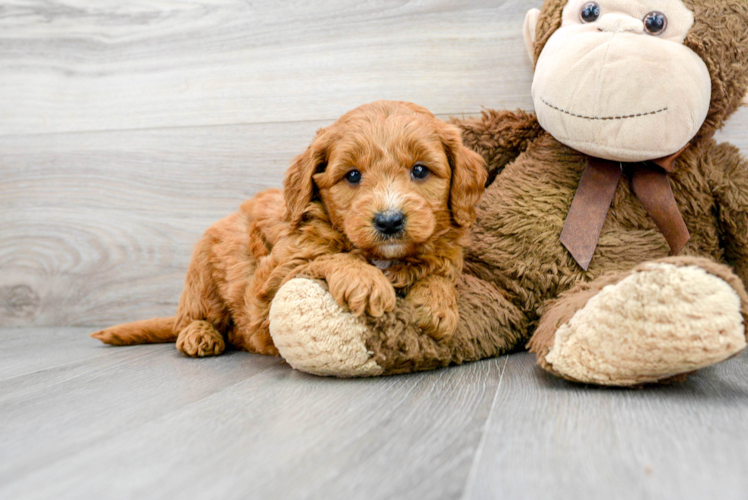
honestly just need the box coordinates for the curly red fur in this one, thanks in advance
[92,101,486,355]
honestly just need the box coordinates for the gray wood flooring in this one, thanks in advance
[2,327,748,500]
[2,1,748,499]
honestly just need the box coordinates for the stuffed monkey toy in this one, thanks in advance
[268,0,748,385]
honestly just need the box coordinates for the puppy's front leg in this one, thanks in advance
[405,275,459,340]
[304,254,396,317]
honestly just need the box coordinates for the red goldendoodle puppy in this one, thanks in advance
[92,100,486,357]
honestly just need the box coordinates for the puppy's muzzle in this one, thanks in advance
[373,210,405,237]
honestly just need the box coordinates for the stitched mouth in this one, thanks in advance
[540,98,668,121]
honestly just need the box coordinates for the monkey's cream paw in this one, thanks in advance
[545,263,746,386]
[176,320,226,357]
[269,278,384,377]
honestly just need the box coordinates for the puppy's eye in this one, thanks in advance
[411,163,430,180]
[643,11,667,36]
[344,169,362,185]
[579,2,601,23]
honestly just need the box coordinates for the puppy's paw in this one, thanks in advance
[406,278,459,340]
[416,303,459,340]
[176,320,226,357]
[328,265,396,317]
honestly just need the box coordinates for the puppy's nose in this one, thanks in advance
[373,210,405,236]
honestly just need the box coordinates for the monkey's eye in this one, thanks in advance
[344,169,362,184]
[579,2,601,23]
[411,163,430,180]
[643,11,668,36]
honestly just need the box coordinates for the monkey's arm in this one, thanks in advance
[710,142,748,287]
[452,109,543,183]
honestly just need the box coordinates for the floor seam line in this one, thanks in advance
[459,355,508,500]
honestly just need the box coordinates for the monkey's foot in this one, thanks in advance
[538,261,746,386]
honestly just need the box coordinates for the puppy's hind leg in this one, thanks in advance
[173,228,233,358]
[176,320,226,357]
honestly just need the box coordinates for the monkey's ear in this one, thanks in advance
[439,123,487,228]
[524,8,541,64]
[743,92,748,106]
[284,130,330,226]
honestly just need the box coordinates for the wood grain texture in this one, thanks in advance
[0,122,316,326]
[0,327,503,500]
[0,326,129,379]
[0,0,540,136]
[463,350,748,500]
[1,0,747,327]
[2,328,747,499]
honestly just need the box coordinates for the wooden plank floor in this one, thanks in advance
[2,327,747,499]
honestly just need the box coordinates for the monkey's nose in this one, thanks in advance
[596,14,644,34]
[373,210,405,236]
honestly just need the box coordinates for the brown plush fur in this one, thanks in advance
[92,101,486,355]
[344,0,748,379]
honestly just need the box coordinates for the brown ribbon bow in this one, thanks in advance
[560,150,690,271]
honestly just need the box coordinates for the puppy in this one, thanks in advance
[92,101,486,357]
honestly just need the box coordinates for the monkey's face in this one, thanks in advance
[527,0,711,162]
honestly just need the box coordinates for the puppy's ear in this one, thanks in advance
[440,122,487,228]
[284,129,331,226]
